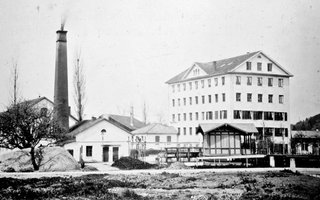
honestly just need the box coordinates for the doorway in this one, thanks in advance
[103,146,109,162]
[113,147,119,161]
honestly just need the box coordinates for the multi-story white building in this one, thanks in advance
[166,51,293,154]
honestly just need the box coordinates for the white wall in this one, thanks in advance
[64,119,131,163]
[133,133,178,150]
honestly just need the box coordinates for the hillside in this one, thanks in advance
[292,113,320,131]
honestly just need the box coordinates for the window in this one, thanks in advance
[189,113,192,121]
[189,97,192,105]
[167,136,171,143]
[220,110,227,119]
[222,93,226,102]
[264,112,273,120]
[189,82,192,90]
[247,77,252,85]
[268,94,273,103]
[178,98,181,106]
[246,62,252,70]
[242,111,252,119]
[208,79,211,87]
[177,84,180,92]
[86,146,93,157]
[206,111,213,120]
[222,77,225,85]
[172,85,175,93]
[234,110,241,119]
[189,127,192,135]
[258,94,263,102]
[202,95,205,104]
[193,68,199,76]
[247,93,252,102]
[278,78,283,87]
[195,81,198,89]
[214,78,218,86]
[236,93,241,102]
[195,112,199,120]
[183,83,186,91]
[178,128,180,135]
[172,99,175,107]
[215,111,219,119]
[183,127,186,135]
[195,96,198,104]
[253,111,263,120]
[208,95,212,103]
[275,112,284,121]
[155,136,160,143]
[257,77,263,86]
[202,112,205,120]
[268,78,273,87]
[195,127,198,135]
[40,107,48,116]
[201,80,205,88]
[183,98,186,106]
[236,76,241,85]
[257,62,262,71]
[215,94,218,102]
[172,114,175,122]
[275,128,284,137]
[178,114,181,121]
[267,63,272,71]
[183,113,186,121]
[279,95,284,104]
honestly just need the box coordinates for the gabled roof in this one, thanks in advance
[67,114,145,138]
[166,51,292,84]
[132,123,178,135]
[198,123,258,134]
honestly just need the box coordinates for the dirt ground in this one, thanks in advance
[0,170,320,200]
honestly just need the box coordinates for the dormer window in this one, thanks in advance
[193,68,200,76]
[267,63,273,72]
[246,62,252,70]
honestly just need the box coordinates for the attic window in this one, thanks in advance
[257,55,262,58]
[193,68,200,76]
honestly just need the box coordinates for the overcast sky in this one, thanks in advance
[0,0,319,123]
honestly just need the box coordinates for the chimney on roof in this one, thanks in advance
[54,26,69,132]
[213,61,217,71]
[130,106,134,127]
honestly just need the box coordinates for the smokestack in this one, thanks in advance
[54,27,69,131]
[213,61,217,71]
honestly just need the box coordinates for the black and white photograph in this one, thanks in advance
[0,0,320,199]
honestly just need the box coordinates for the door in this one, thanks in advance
[103,146,109,162]
[113,147,119,162]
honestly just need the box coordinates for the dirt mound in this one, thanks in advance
[0,147,80,172]
[111,156,155,170]
[167,162,190,170]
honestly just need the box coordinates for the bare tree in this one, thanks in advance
[73,50,86,122]
[0,101,66,170]
[10,59,19,105]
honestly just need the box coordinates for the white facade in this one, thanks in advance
[132,133,178,150]
[64,119,131,163]
[167,51,292,152]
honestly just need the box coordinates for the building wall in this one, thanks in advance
[132,134,178,150]
[168,53,291,150]
[64,120,131,163]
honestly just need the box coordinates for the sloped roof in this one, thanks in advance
[166,51,292,84]
[291,130,320,138]
[67,114,145,138]
[198,123,258,134]
[132,123,178,135]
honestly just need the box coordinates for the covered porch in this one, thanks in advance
[197,123,258,156]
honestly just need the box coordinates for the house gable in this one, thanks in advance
[231,52,293,77]
[183,63,209,80]
[76,119,131,142]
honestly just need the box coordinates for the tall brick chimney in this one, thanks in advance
[54,27,69,131]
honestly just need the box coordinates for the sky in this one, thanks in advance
[0,0,319,124]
